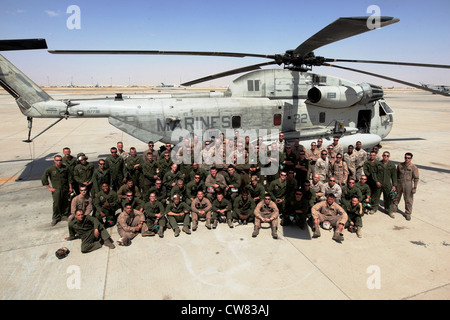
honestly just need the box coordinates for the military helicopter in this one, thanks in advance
[420,83,450,95]
[1,16,449,157]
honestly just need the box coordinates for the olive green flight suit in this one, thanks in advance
[41,164,73,222]
[377,161,397,214]
[105,156,125,191]
[143,200,167,230]
[363,159,381,211]
[94,189,120,226]
[232,196,256,222]
[67,215,112,253]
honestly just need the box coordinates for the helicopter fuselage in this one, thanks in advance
[21,69,393,150]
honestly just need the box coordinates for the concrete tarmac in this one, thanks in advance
[0,89,449,301]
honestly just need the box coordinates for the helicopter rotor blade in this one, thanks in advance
[294,16,400,57]
[322,62,450,96]
[181,61,278,86]
[0,38,48,51]
[49,49,275,60]
[324,58,450,69]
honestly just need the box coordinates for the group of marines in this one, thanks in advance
[41,134,419,253]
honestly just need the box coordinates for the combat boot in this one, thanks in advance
[271,226,278,239]
[227,219,234,228]
[312,225,321,238]
[356,227,362,238]
[182,225,191,234]
[103,237,116,249]
[252,226,259,238]
[142,230,155,237]
[332,230,344,242]
[192,220,198,231]
[174,227,181,237]
[158,227,164,238]
[206,219,211,229]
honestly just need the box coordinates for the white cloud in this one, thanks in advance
[45,10,60,17]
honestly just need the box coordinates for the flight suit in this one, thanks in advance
[324,183,342,203]
[393,162,419,216]
[245,182,265,204]
[105,156,125,191]
[116,209,149,240]
[344,151,357,180]
[354,148,367,181]
[41,164,73,222]
[314,157,329,183]
[225,172,242,201]
[311,200,348,227]
[340,185,362,209]
[74,162,95,192]
[205,173,227,201]
[70,194,93,219]
[232,195,256,222]
[165,201,191,229]
[62,155,78,192]
[143,200,167,232]
[311,180,326,203]
[187,167,208,183]
[186,180,206,203]
[191,197,213,229]
[117,185,141,202]
[140,159,159,197]
[268,179,286,203]
[329,160,349,186]
[377,161,397,214]
[254,200,279,232]
[344,202,363,229]
[124,155,142,188]
[146,185,168,204]
[121,197,145,212]
[212,197,232,223]
[163,170,184,191]
[301,187,316,212]
[67,215,113,253]
[94,189,120,226]
[306,148,320,164]
[92,167,111,197]
[157,157,173,180]
[282,151,297,173]
[363,159,381,211]
[295,156,310,188]
[356,182,371,201]
[285,197,309,227]
[171,185,189,204]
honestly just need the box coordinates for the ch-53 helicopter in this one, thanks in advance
[1,16,449,158]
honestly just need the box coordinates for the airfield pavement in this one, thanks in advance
[0,87,449,305]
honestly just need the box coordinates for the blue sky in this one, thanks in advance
[1,0,449,87]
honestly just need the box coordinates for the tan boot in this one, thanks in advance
[271,226,278,239]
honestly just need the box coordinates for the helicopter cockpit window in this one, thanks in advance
[274,114,281,126]
[232,116,241,128]
[379,100,394,116]
[247,80,260,91]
